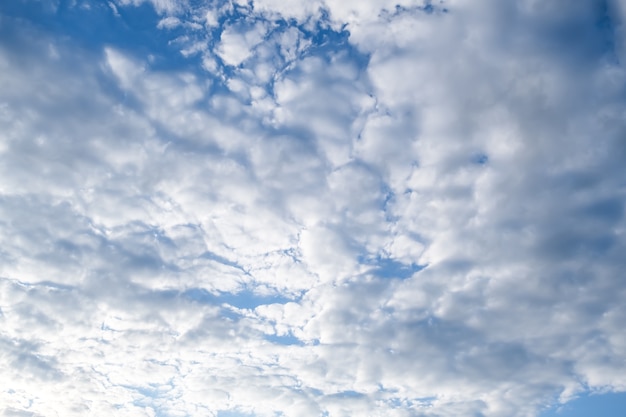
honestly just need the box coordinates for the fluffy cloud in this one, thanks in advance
[1,1,625,417]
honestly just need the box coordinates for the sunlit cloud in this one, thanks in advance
[1,1,626,416]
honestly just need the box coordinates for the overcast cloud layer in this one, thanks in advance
[1,1,626,416]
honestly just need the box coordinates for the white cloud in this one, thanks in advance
[114,0,181,15]
[2,1,626,417]
[157,16,181,29]
[217,22,269,67]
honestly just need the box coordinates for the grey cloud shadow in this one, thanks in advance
[0,336,64,382]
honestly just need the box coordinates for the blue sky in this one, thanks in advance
[1,1,626,416]
[541,391,626,417]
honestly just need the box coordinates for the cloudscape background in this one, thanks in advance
[1,1,626,416]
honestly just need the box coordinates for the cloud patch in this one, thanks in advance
[1,1,626,417]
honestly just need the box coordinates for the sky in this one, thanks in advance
[1,1,626,417]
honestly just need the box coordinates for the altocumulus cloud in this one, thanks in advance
[1,0,625,416]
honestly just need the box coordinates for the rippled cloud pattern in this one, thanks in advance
[1,1,626,416]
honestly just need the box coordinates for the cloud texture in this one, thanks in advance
[1,1,626,416]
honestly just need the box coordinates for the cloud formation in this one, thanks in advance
[1,1,625,416]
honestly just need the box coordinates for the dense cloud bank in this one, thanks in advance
[1,1,626,416]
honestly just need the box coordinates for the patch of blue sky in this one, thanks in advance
[0,1,180,64]
[182,287,294,309]
[217,410,257,417]
[358,254,425,280]
[471,153,489,165]
[130,382,179,417]
[263,333,304,346]
[328,390,365,399]
[540,391,626,417]
[371,257,424,279]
